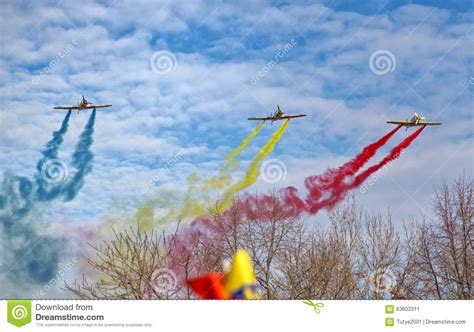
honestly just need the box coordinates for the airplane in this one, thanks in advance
[248,105,306,124]
[53,96,112,113]
[386,112,442,130]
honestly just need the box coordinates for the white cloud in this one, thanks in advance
[0,0,472,255]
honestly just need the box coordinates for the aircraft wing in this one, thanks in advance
[53,106,81,110]
[417,121,442,125]
[248,116,274,121]
[85,104,112,109]
[386,120,413,125]
[280,114,307,119]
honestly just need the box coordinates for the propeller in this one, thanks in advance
[414,112,425,120]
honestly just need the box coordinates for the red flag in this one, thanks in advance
[187,273,228,299]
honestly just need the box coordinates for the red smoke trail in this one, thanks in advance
[351,126,425,188]
[281,186,307,217]
[168,192,300,282]
[168,125,425,285]
[282,125,402,215]
[301,125,402,214]
[309,126,426,211]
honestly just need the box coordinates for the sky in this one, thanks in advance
[0,0,473,297]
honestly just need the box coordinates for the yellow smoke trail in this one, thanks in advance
[175,121,265,219]
[173,172,207,220]
[201,121,265,191]
[217,119,290,211]
[225,121,265,160]
[133,121,265,229]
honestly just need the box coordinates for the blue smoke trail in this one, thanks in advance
[62,110,96,201]
[0,173,64,285]
[0,173,65,287]
[35,110,71,201]
[1,110,96,294]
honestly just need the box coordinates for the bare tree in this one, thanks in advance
[402,175,473,299]
[64,225,181,299]
[239,193,301,299]
[277,198,358,299]
[356,212,400,299]
[65,176,472,300]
